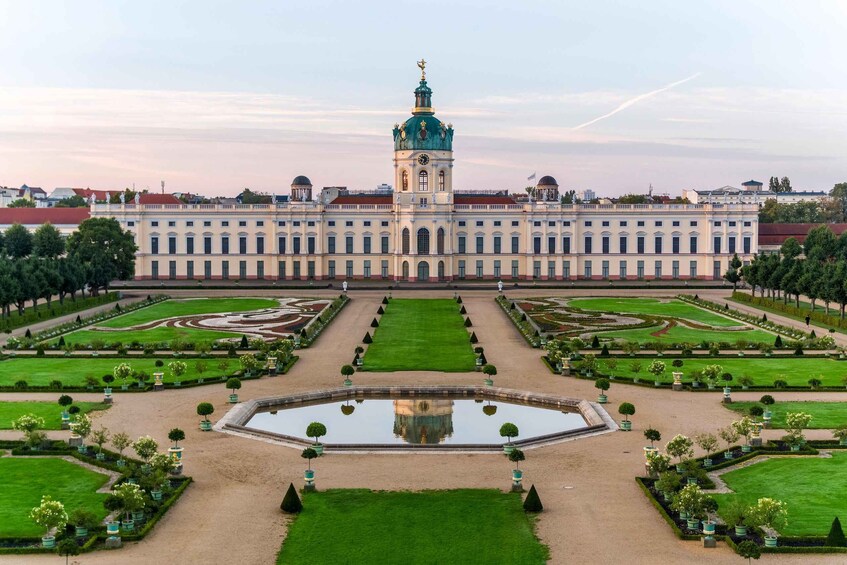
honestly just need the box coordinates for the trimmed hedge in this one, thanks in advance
[733,291,847,331]
[0,293,121,334]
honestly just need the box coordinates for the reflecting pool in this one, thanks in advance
[246,396,587,446]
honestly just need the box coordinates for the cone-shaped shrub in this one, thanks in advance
[510,302,516,310]
[762,314,768,322]
[75,314,82,323]
[240,335,249,348]
[460,305,467,315]
[464,317,473,327]
[810,329,817,338]
[363,332,372,344]
[470,332,478,343]
[520,313,527,322]
[25,329,31,338]
[591,335,600,348]
[774,335,783,348]
[456,296,462,304]
[827,517,846,547]
[58,336,66,347]
[377,306,385,315]
[600,344,609,357]
[478,353,487,365]
[382,296,389,304]
[280,483,303,513]
[371,318,379,328]
[523,485,543,512]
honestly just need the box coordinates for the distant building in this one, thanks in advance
[578,189,596,202]
[758,223,847,253]
[683,181,828,206]
[0,207,90,236]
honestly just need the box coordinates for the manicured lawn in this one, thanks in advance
[0,401,109,429]
[277,489,548,564]
[363,299,476,372]
[596,356,847,387]
[568,297,739,327]
[598,325,775,345]
[59,327,242,346]
[0,357,238,387]
[725,401,847,429]
[0,458,110,537]
[713,452,847,536]
[99,297,279,328]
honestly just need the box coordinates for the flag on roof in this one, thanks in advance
[527,172,536,181]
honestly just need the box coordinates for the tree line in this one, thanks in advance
[0,218,137,319]
[759,181,847,223]
[738,224,847,318]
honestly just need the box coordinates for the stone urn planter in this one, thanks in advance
[790,444,801,452]
[703,457,713,468]
[96,452,106,461]
[763,410,773,428]
[484,378,494,386]
[132,510,144,523]
[724,451,734,460]
[106,521,120,538]
[643,446,658,459]
[702,521,716,537]
[741,445,752,453]
[61,412,70,429]
[168,446,184,463]
[41,535,55,548]
[343,378,353,387]
[103,387,113,403]
[511,469,523,492]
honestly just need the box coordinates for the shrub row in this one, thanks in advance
[0,293,121,334]
[299,295,349,348]
[732,291,847,331]
[496,296,541,347]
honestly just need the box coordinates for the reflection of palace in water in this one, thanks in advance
[393,399,454,444]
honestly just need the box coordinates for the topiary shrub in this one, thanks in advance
[464,317,473,327]
[470,332,478,344]
[600,344,609,357]
[240,335,249,348]
[591,335,600,348]
[377,306,385,315]
[510,302,516,310]
[58,336,66,347]
[762,314,768,322]
[827,516,846,547]
[456,296,462,304]
[155,360,164,367]
[520,313,527,322]
[749,406,764,417]
[371,318,379,328]
[382,296,389,304]
[810,329,817,339]
[460,305,467,315]
[280,483,303,514]
[774,335,783,348]
[75,315,82,324]
[523,484,543,512]
[794,345,804,356]
[760,395,775,405]
[363,332,372,344]
[25,329,32,338]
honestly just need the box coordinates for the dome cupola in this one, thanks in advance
[291,175,313,202]
[393,60,453,152]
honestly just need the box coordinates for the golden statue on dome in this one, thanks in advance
[417,58,427,80]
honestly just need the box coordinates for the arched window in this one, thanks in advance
[402,228,410,254]
[438,170,445,191]
[402,261,409,280]
[437,227,445,254]
[418,170,428,191]
[417,228,430,255]
[402,170,409,191]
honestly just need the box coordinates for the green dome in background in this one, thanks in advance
[393,78,454,152]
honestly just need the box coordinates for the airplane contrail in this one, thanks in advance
[572,72,702,130]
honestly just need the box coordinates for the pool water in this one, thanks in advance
[246,396,587,446]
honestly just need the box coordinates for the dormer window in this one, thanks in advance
[418,170,428,191]
[438,170,445,191]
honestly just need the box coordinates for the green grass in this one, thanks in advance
[713,452,847,536]
[55,297,279,345]
[277,489,548,565]
[0,458,110,537]
[597,325,775,345]
[0,401,109,429]
[362,299,476,372]
[0,357,237,387]
[597,356,847,387]
[568,297,739,327]
[725,401,847,429]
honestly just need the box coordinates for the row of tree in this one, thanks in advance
[0,218,137,319]
[735,224,847,317]
[759,182,847,223]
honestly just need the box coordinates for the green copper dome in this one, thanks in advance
[393,78,454,151]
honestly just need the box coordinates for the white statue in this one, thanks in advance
[342,280,348,293]
[134,192,140,204]
[498,280,503,293]
[89,194,95,205]
[119,192,125,204]
[105,191,111,203]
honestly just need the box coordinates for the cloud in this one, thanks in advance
[571,73,702,130]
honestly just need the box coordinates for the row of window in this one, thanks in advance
[400,170,447,191]
[148,258,735,281]
[150,232,753,256]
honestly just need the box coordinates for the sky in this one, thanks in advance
[0,0,845,197]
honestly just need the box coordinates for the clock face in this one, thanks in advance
[417,154,430,165]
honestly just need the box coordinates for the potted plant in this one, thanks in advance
[833,424,847,447]
[784,412,812,451]
[226,377,242,403]
[655,471,681,503]
[665,434,694,472]
[340,364,355,387]
[482,364,497,386]
[168,428,186,466]
[102,374,115,402]
[114,362,132,391]
[643,428,661,458]
[239,354,260,377]
[306,421,327,455]
[760,394,776,426]
[168,360,187,385]
[605,358,618,379]
[500,422,519,454]
[111,432,131,467]
[594,378,610,404]
[148,452,176,500]
[701,497,719,539]
[581,354,597,377]
[29,495,67,548]
[69,508,98,539]
[629,361,642,383]
[508,448,526,492]
[648,359,666,387]
[91,426,110,461]
[723,499,754,537]
[12,413,47,450]
[671,483,707,531]
[618,402,635,431]
[721,372,734,400]
[738,375,754,390]
[732,417,754,453]
[302,447,318,491]
[718,425,740,459]
[702,364,722,390]
[694,433,719,467]
[750,497,788,547]
[112,482,145,532]
[58,394,73,429]
[197,402,215,431]
[133,435,159,473]
[70,413,92,454]
[645,451,671,478]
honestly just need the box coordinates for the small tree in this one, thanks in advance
[301,447,318,470]
[341,364,355,385]
[112,482,145,522]
[644,428,661,447]
[500,423,519,445]
[648,360,666,382]
[280,483,302,514]
[217,359,231,374]
[58,395,73,411]
[306,422,327,446]
[168,360,187,380]
[197,402,215,422]
[508,448,525,470]
[827,517,846,547]
[618,402,635,422]
[760,395,775,406]
[694,432,719,456]
[749,497,788,538]
[30,495,68,539]
[133,435,159,465]
[56,537,81,565]
[12,413,46,448]
[646,452,671,476]
[702,364,723,385]
[168,428,185,448]
[111,432,131,463]
[671,483,708,521]
[70,413,92,445]
[483,364,497,379]
[91,426,110,455]
[784,412,812,447]
[736,540,762,563]
[239,354,260,374]
[523,484,543,512]
[655,471,682,498]
[732,417,754,446]
[665,434,694,466]
[227,377,242,395]
[718,425,741,453]
[594,378,610,396]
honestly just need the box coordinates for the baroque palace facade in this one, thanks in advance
[92,65,759,282]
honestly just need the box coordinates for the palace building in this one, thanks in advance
[91,64,759,282]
